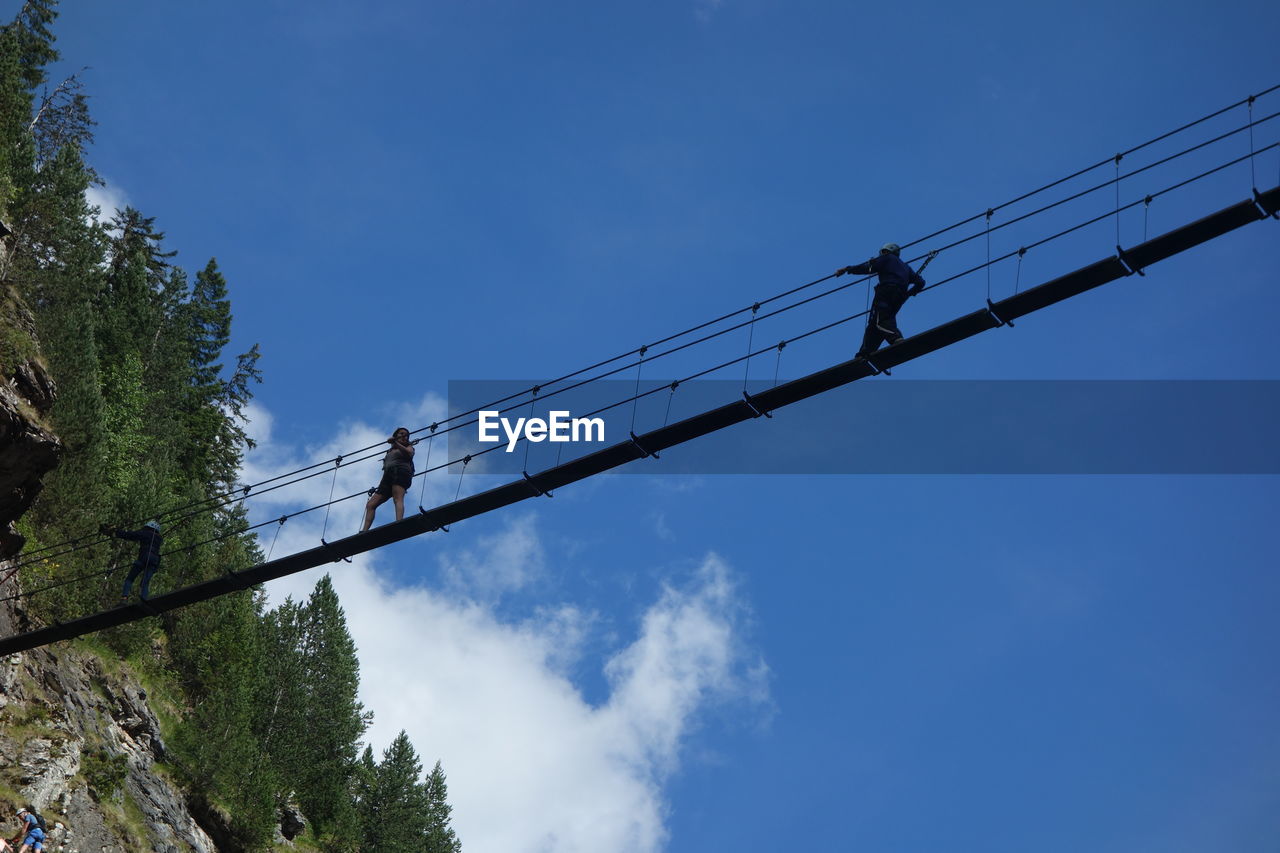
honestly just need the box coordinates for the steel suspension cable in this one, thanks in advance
[14,131,1280,593]
[147,88,1280,541]
[9,87,1278,580]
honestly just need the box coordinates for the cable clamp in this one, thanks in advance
[1253,188,1278,219]
[320,538,353,564]
[629,431,660,459]
[985,298,1014,328]
[1115,244,1144,277]
[863,355,891,377]
[522,471,553,498]
[418,507,446,532]
[741,390,772,419]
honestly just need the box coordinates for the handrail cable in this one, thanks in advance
[6,87,1278,578]
[10,152,1276,607]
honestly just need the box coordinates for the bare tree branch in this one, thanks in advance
[28,71,84,134]
[27,68,95,168]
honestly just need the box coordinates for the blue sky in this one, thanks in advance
[38,0,1280,851]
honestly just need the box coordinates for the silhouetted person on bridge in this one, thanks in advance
[105,520,163,602]
[836,242,927,359]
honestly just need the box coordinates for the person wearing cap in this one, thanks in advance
[835,242,927,360]
[10,807,43,853]
[106,520,164,602]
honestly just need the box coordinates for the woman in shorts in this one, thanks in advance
[360,427,415,532]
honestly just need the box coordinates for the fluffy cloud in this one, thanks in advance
[85,181,129,226]
[439,513,546,601]
[240,400,769,853]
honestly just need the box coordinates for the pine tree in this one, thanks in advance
[265,575,372,842]
[423,760,463,853]
[363,732,431,852]
[22,143,106,462]
[0,0,94,276]
[28,69,94,170]
[299,575,370,836]
[96,207,173,362]
[169,589,277,848]
[16,143,110,618]
[255,596,310,798]
[188,259,231,385]
[183,260,261,484]
[163,504,274,845]
[0,25,33,229]
[5,0,58,91]
[351,735,462,853]
[351,745,378,826]
[0,0,56,225]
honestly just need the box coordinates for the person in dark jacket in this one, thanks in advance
[836,242,927,359]
[109,520,163,602]
[361,427,416,532]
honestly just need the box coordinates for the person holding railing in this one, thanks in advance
[836,242,927,359]
[360,427,415,532]
[102,520,164,602]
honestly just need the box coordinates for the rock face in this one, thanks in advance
[279,804,306,841]
[0,596,221,852]
[0,280,62,560]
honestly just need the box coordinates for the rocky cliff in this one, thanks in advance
[0,277,61,560]
[0,597,221,852]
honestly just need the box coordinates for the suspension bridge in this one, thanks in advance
[1,87,1277,656]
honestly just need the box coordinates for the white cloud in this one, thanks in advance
[602,557,754,772]
[240,401,770,853]
[312,552,764,853]
[439,512,545,600]
[85,181,129,226]
[243,400,274,448]
[651,510,674,542]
